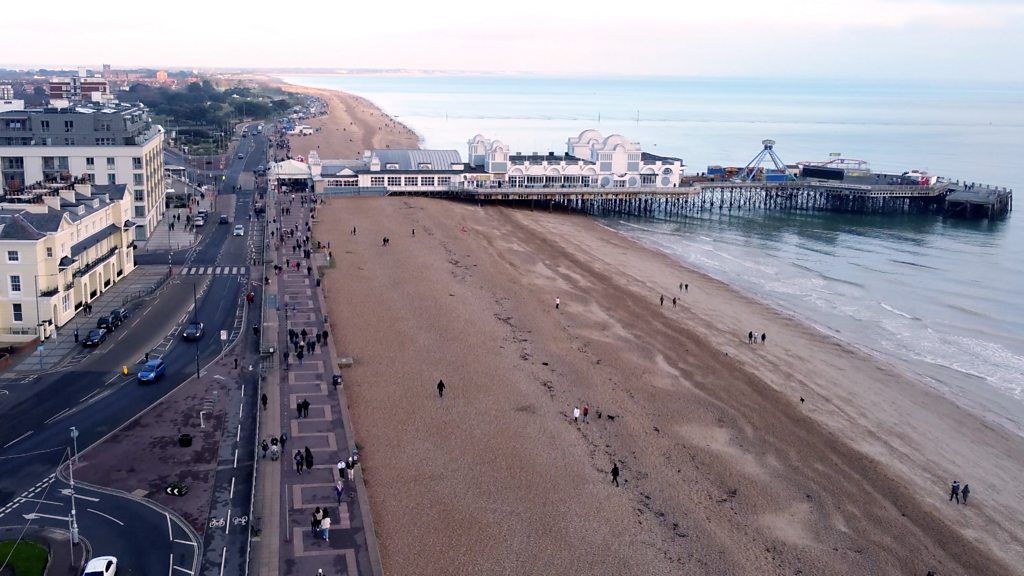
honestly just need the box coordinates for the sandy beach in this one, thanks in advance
[315,196,1024,576]
[263,78,420,160]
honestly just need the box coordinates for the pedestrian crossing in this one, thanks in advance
[180,266,248,276]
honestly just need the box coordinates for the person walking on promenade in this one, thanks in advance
[302,399,311,418]
[296,400,303,418]
[304,446,314,471]
[761,332,767,345]
[295,450,304,474]
[316,332,322,345]
[280,432,288,451]
[950,480,961,503]
[321,511,332,542]
[748,331,754,344]
[611,463,620,487]
[336,479,345,504]
[322,328,329,343]
[261,439,269,458]
[962,484,971,504]
[74,328,79,343]
[283,350,290,367]
[437,379,446,398]
[555,297,560,310]
[297,348,305,364]
[311,509,321,537]
[300,328,308,340]
[347,456,356,482]
[573,406,580,424]
[261,393,268,411]
[660,294,665,306]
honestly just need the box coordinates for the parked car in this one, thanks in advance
[182,322,204,341]
[137,359,166,383]
[194,217,205,227]
[96,308,125,331]
[219,214,229,224]
[233,225,245,237]
[237,153,244,159]
[82,555,117,576]
[197,209,209,218]
[82,328,107,347]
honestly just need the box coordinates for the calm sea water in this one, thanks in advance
[281,74,1024,432]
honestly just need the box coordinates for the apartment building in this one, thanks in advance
[0,102,165,239]
[0,183,136,342]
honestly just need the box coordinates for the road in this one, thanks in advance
[0,125,270,576]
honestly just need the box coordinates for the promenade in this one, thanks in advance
[252,190,380,575]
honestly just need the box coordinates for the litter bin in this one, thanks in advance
[178,433,193,448]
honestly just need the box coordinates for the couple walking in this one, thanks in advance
[949,480,971,504]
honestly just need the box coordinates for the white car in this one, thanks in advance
[83,555,117,576]
[233,225,244,236]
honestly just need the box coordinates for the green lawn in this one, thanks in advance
[0,540,48,576]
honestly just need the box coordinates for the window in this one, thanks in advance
[133,174,144,187]
[6,250,19,263]
[39,120,50,132]
[64,120,74,133]
[12,303,23,323]
[46,247,53,258]
[9,275,22,293]
[385,163,399,170]
[403,176,418,186]
[370,176,384,186]
[438,176,451,186]
[64,137,76,146]
[386,176,401,187]
[421,176,436,186]
[106,158,115,169]
[640,174,656,186]
[96,137,115,146]
[107,174,116,185]
[417,163,432,170]
[85,157,95,168]
[134,189,144,202]
[62,293,70,312]
[85,173,95,184]
[132,157,142,170]
[134,206,145,218]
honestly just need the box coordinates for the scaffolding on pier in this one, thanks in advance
[735,139,791,182]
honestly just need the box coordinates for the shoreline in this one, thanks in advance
[317,197,1024,575]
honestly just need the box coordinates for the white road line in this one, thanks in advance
[16,498,63,506]
[167,511,173,540]
[168,553,174,576]
[4,430,33,448]
[240,384,244,399]
[235,424,240,442]
[238,403,243,419]
[105,374,119,385]
[172,566,193,575]
[87,508,124,525]
[80,388,103,401]
[218,547,226,576]
[229,476,235,499]
[44,407,71,424]
[224,508,231,534]
[172,539,197,546]
[233,448,238,468]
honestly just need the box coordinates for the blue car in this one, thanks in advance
[137,359,166,383]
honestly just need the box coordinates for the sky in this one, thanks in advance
[4,0,1024,81]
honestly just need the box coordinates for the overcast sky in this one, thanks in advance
[4,0,1023,81]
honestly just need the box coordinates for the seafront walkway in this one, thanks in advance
[252,191,381,575]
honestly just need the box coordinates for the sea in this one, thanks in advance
[280,74,1024,434]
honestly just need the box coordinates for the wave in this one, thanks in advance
[890,259,943,271]
[879,302,918,320]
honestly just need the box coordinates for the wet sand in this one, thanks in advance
[316,197,1024,575]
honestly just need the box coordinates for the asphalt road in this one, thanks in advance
[0,125,269,575]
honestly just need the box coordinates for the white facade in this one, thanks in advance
[0,184,137,342]
[0,135,165,239]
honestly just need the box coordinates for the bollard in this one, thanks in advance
[122,365,128,376]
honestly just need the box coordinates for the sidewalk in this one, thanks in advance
[135,188,215,253]
[1,266,172,376]
[251,192,380,576]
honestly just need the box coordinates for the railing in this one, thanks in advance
[3,326,36,336]
[73,247,118,279]
[38,287,59,297]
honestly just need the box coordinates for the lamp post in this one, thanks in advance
[69,427,80,546]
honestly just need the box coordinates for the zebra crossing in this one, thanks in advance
[180,265,248,276]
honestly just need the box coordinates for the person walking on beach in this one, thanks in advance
[611,463,620,487]
[761,332,767,345]
[950,480,961,503]
[437,379,446,398]
[685,283,689,292]
[261,393,268,411]
[555,297,560,310]
[672,296,677,308]
[582,404,589,423]
[660,294,665,306]
[748,331,754,344]
[962,483,970,504]
[573,406,580,424]
[679,282,683,292]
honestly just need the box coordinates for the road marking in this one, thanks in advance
[4,430,33,448]
[225,508,231,534]
[167,511,173,540]
[213,375,225,380]
[22,512,68,521]
[105,374,119,385]
[240,384,244,399]
[218,547,226,576]
[233,448,238,468]
[236,424,240,442]
[172,566,193,575]
[229,476,235,499]
[16,498,63,506]
[58,489,99,502]
[168,553,174,576]
[44,407,71,424]
[81,388,103,401]
[238,403,243,419]
[172,539,196,546]
[87,508,124,525]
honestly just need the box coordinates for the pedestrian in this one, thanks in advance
[321,511,332,541]
[338,459,347,480]
[296,400,303,418]
[685,283,689,292]
[316,332,322,345]
[311,510,320,537]
[261,393,268,410]
[672,297,677,308]
[573,406,580,423]
[304,446,314,471]
[659,294,664,306]
[950,480,961,504]
[748,331,754,344]
[962,483,970,505]
[295,450,304,474]
[761,332,767,345]
[437,379,445,398]
[284,350,290,365]
[322,328,329,342]
[301,328,308,340]
[679,282,683,291]
[280,432,288,450]
[582,404,589,423]
[297,348,304,364]
[310,341,316,354]
[234,357,239,369]
[555,296,560,310]
[347,456,355,481]
[335,479,345,504]
[302,399,310,417]
[611,463,620,487]
[261,439,269,458]
[412,228,415,237]
[74,328,79,343]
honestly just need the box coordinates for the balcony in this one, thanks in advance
[73,247,119,279]
[38,287,60,297]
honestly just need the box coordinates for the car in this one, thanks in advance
[82,555,117,576]
[219,214,229,224]
[197,209,209,218]
[233,224,244,236]
[237,153,244,159]
[82,328,107,347]
[241,132,248,138]
[96,308,125,331]
[137,359,166,383]
[182,322,204,341]
[194,217,205,227]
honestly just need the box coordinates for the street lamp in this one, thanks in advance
[69,427,80,546]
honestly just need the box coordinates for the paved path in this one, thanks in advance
[1,266,172,376]
[251,192,380,576]
[135,190,213,253]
